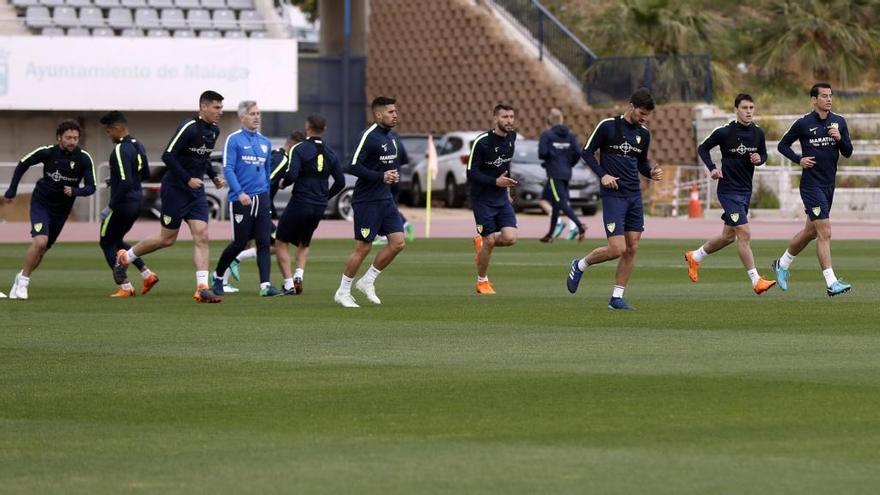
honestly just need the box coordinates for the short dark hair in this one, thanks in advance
[493,103,515,115]
[734,93,754,108]
[371,96,396,110]
[56,119,81,137]
[199,90,224,105]
[99,110,127,127]
[289,131,306,144]
[306,114,327,133]
[810,83,832,98]
[630,88,655,110]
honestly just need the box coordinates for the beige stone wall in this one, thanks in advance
[367,0,696,165]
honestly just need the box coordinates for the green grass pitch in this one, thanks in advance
[1,239,879,494]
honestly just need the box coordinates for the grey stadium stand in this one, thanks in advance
[40,26,65,35]
[107,7,133,29]
[211,8,235,30]
[223,29,242,38]
[92,27,114,36]
[238,10,262,31]
[160,8,186,29]
[147,0,173,9]
[198,29,220,38]
[66,26,90,36]
[121,0,147,7]
[79,7,105,28]
[67,0,92,8]
[25,6,53,28]
[248,30,265,38]
[174,0,199,9]
[121,27,145,36]
[52,6,78,28]
[186,9,211,30]
[12,0,39,8]
[39,0,64,8]
[225,0,250,9]
[93,0,120,8]
[146,28,169,36]
[200,0,224,10]
[173,29,194,37]
[134,7,160,29]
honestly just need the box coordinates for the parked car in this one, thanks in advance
[507,139,600,215]
[143,144,356,222]
[396,133,440,205]
[405,131,483,207]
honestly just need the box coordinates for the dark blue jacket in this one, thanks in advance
[161,116,220,195]
[347,124,405,204]
[778,111,853,188]
[698,121,767,195]
[5,144,96,206]
[581,116,652,196]
[539,125,581,181]
[467,130,517,207]
[284,137,346,207]
[108,135,150,209]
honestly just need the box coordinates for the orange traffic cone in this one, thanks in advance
[688,184,703,218]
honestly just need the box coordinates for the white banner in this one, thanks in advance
[0,35,298,111]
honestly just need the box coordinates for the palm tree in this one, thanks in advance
[751,0,879,87]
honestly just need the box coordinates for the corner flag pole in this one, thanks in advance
[425,135,438,238]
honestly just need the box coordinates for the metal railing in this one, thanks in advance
[489,0,713,105]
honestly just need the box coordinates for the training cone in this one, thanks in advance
[688,184,703,218]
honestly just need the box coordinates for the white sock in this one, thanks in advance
[126,248,140,263]
[747,269,760,285]
[361,265,381,284]
[338,274,353,294]
[222,269,230,284]
[779,250,796,269]
[692,245,709,262]
[567,219,577,230]
[612,285,625,298]
[121,282,133,291]
[822,268,837,287]
[577,257,589,271]
[17,271,30,286]
[294,268,304,280]
[140,268,152,279]
[283,278,294,290]
[477,275,488,282]
[196,270,209,287]
[236,247,257,262]
[260,282,270,290]
[556,218,564,227]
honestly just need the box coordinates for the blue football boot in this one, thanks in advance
[567,259,583,294]
[826,279,851,297]
[771,259,789,291]
[607,297,634,310]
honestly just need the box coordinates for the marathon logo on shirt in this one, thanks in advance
[240,154,267,166]
[379,152,398,163]
[188,144,213,156]
[552,142,572,150]
[808,136,837,147]
[47,170,78,183]
[487,156,513,168]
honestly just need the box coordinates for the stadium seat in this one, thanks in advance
[238,9,262,31]
[40,0,64,7]
[66,0,91,8]
[121,27,144,36]
[200,0,224,10]
[211,8,235,30]
[198,29,220,37]
[12,0,40,8]
[79,7,105,28]
[160,8,186,29]
[133,7,160,28]
[225,0,250,10]
[92,26,114,36]
[174,0,198,9]
[26,6,53,27]
[66,26,90,35]
[94,0,120,8]
[147,0,172,8]
[146,27,169,36]
[249,30,265,38]
[223,29,242,38]
[173,28,194,37]
[107,7,133,29]
[186,8,211,30]
[40,26,65,35]
[121,0,147,7]
[52,6,78,28]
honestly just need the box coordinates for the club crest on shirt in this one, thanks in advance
[829,122,839,129]
[33,222,43,232]
[636,135,642,144]
[812,206,821,217]
[606,222,616,233]
[476,224,483,234]
[162,215,172,225]
[69,161,75,169]
[360,227,371,238]
[729,212,740,223]
[260,144,268,154]
[234,214,244,224]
